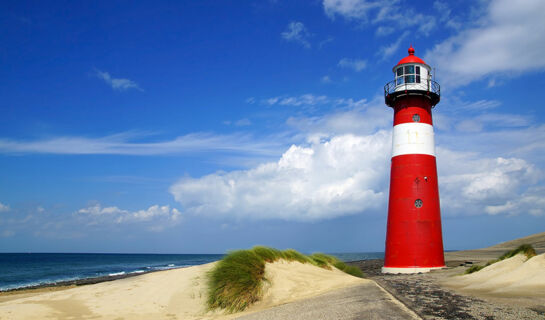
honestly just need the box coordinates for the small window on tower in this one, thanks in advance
[412,114,420,122]
[414,199,423,208]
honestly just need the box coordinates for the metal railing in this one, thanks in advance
[384,79,440,98]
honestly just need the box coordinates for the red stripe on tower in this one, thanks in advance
[382,46,445,274]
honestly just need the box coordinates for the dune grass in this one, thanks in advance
[498,244,536,260]
[465,244,537,274]
[206,246,364,312]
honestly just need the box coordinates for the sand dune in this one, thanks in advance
[443,253,545,298]
[0,261,367,320]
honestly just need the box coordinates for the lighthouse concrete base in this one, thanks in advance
[381,266,446,274]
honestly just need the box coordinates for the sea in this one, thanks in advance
[0,252,384,292]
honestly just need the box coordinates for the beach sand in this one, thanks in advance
[441,253,545,298]
[0,260,367,320]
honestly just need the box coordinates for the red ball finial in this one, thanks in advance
[408,45,415,56]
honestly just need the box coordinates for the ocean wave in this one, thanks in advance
[108,272,126,276]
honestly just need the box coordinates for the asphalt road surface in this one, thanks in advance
[236,282,420,320]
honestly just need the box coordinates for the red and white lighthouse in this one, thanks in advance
[382,46,445,273]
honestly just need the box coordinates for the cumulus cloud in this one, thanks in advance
[438,152,540,216]
[77,204,181,230]
[0,202,9,212]
[170,132,391,221]
[166,92,545,222]
[281,21,311,48]
[95,70,142,91]
[170,128,544,221]
[338,58,367,72]
[425,0,545,87]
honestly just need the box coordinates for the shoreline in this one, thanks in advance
[0,266,185,295]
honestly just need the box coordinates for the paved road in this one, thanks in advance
[236,282,420,320]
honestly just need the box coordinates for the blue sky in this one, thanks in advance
[1,0,545,253]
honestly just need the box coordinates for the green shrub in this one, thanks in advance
[206,247,365,312]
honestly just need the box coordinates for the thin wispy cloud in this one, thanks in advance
[323,0,436,35]
[95,69,143,91]
[0,132,282,156]
[281,21,311,48]
[77,203,181,232]
[337,58,367,72]
[0,202,10,212]
[264,94,330,107]
[377,31,409,59]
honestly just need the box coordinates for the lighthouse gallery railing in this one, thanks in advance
[384,79,440,97]
[384,79,440,107]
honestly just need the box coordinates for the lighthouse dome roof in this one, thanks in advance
[396,46,426,66]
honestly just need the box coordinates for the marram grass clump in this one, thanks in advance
[206,246,364,313]
[498,244,536,261]
[465,244,537,274]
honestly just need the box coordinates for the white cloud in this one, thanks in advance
[264,94,330,107]
[323,0,382,21]
[485,187,545,216]
[378,31,409,59]
[166,92,545,222]
[235,118,252,127]
[0,202,9,212]
[323,0,435,35]
[170,132,391,221]
[338,58,367,72]
[281,21,311,48]
[321,75,332,83]
[455,113,530,133]
[0,131,282,157]
[425,0,545,87]
[438,152,541,216]
[375,26,394,36]
[95,70,142,91]
[77,204,181,229]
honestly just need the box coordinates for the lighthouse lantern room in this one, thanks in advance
[383,46,445,274]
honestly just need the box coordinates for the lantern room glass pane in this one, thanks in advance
[396,68,403,76]
[404,65,414,74]
[405,75,415,83]
[396,77,404,85]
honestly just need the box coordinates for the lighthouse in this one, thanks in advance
[382,46,445,274]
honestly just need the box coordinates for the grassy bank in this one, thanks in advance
[465,244,537,274]
[206,246,364,312]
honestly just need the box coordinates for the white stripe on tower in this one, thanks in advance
[392,123,435,157]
